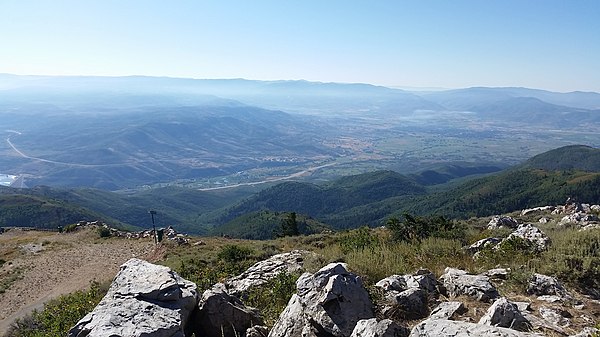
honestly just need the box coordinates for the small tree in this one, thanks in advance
[387,212,465,243]
[275,212,300,237]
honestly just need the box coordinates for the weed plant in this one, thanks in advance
[244,271,300,327]
[6,281,108,337]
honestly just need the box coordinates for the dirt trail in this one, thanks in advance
[0,228,155,335]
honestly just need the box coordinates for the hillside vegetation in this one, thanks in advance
[1,145,600,239]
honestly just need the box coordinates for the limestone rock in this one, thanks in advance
[488,216,519,229]
[439,268,499,302]
[466,237,501,254]
[538,307,571,328]
[375,275,408,292]
[268,262,374,337]
[246,325,269,337]
[428,301,466,320]
[68,258,198,337]
[350,318,410,337]
[559,213,600,227]
[376,270,438,320]
[478,297,530,331]
[382,288,429,320]
[409,319,542,337]
[375,269,437,295]
[485,268,510,280]
[526,273,572,301]
[521,206,555,216]
[406,269,438,294]
[505,224,550,251]
[225,250,306,296]
[192,283,264,337]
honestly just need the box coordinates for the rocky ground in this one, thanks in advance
[2,201,600,336]
[0,227,154,335]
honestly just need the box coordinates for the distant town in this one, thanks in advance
[0,174,26,188]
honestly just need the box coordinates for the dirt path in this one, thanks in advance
[0,228,155,335]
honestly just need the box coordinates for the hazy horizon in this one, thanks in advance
[1,1,599,93]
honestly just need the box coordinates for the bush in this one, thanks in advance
[176,258,232,293]
[338,226,380,254]
[63,223,78,233]
[175,245,258,293]
[387,213,466,244]
[97,226,111,238]
[273,212,300,238]
[245,271,300,327]
[6,281,108,337]
[540,228,600,294]
[218,244,254,263]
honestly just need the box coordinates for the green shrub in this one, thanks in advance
[338,226,380,254]
[6,281,108,337]
[245,271,300,327]
[97,226,111,238]
[63,223,78,233]
[540,228,600,293]
[273,212,300,238]
[175,245,258,293]
[176,258,232,293]
[387,213,466,244]
[218,244,254,263]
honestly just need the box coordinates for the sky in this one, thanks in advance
[1,0,599,92]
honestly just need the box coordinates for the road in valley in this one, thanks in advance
[198,162,336,191]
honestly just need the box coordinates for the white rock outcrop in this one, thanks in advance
[478,297,530,331]
[526,273,573,302]
[488,216,519,229]
[224,250,306,296]
[68,258,198,337]
[409,319,542,337]
[504,224,550,251]
[268,263,374,337]
[350,318,409,337]
[439,268,499,302]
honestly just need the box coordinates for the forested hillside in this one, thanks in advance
[2,145,600,237]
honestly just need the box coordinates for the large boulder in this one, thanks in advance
[68,258,198,337]
[409,319,542,337]
[350,318,409,337]
[191,283,263,337]
[268,263,374,337]
[225,250,306,296]
[375,269,437,294]
[376,269,437,320]
[478,297,530,331]
[439,268,499,302]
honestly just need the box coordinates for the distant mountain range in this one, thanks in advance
[1,145,599,238]
[1,74,600,190]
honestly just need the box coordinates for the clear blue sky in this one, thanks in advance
[1,0,599,92]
